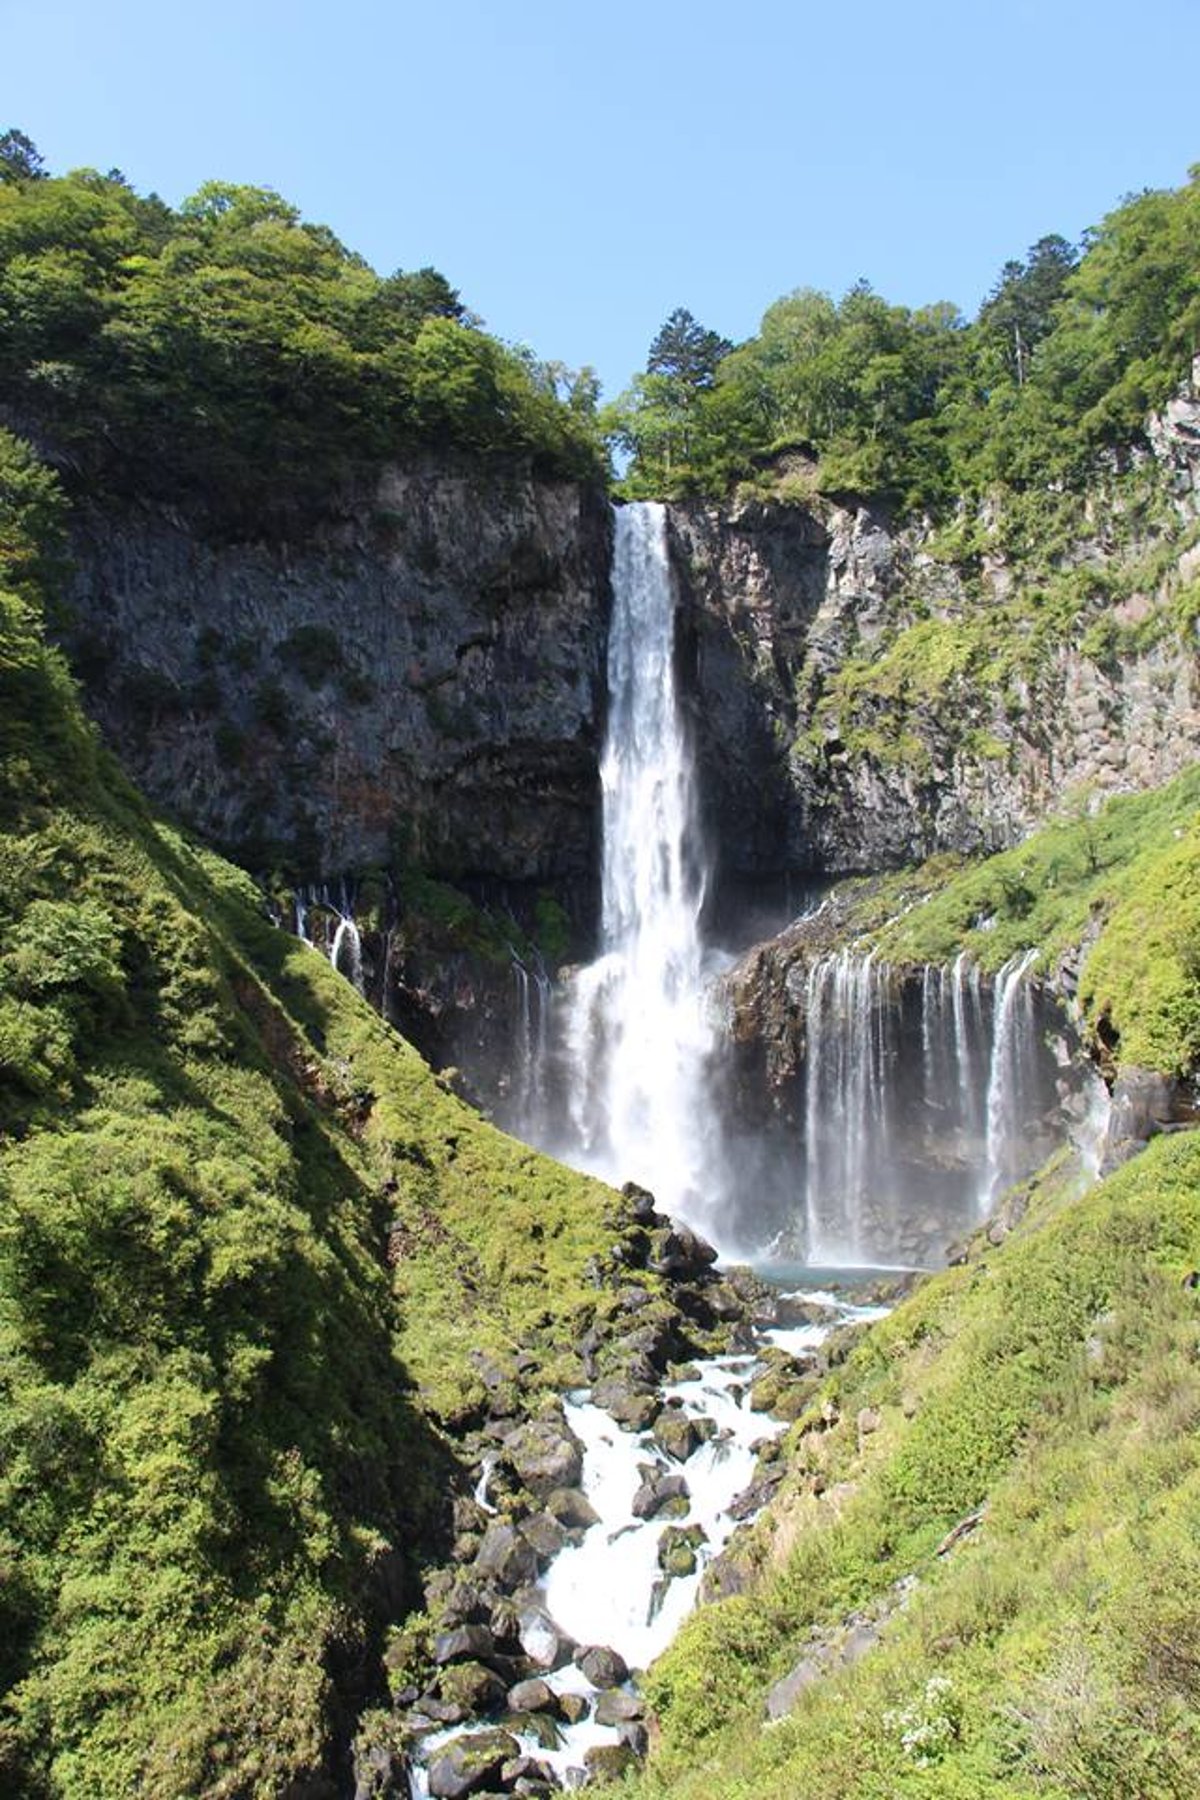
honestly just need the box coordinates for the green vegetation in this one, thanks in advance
[0,431,624,1795]
[611,168,1200,509]
[0,145,604,523]
[627,1130,1200,1799]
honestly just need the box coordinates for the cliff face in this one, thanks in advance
[669,366,1200,889]
[59,383,1200,919]
[63,457,612,887]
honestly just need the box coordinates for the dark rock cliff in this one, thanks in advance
[62,456,613,889]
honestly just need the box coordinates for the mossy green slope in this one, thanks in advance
[628,1131,1200,1800]
[0,430,619,1795]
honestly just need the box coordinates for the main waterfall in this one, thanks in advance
[498,502,1092,1270]
[551,502,726,1235]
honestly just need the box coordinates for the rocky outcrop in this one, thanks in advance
[669,367,1200,889]
[1100,1066,1198,1172]
[61,455,612,886]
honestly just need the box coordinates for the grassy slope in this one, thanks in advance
[0,575,621,1794]
[628,1131,1200,1800]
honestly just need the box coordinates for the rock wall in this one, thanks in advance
[63,456,612,888]
[669,366,1200,890]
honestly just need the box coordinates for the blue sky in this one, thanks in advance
[4,0,1198,399]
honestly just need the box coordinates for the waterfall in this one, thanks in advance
[800,945,1054,1265]
[330,913,364,992]
[554,501,721,1232]
[951,951,986,1143]
[803,950,896,1262]
[510,952,552,1139]
[981,947,1039,1209]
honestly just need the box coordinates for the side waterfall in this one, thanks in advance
[329,912,364,992]
[801,947,1054,1263]
[981,948,1040,1208]
[550,501,724,1235]
[510,951,552,1142]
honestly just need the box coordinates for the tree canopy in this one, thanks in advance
[0,144,604,519]
[606,169,1200,511]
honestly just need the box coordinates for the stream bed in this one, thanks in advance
[407,1282,889,1797]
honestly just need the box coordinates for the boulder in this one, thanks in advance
[657,1524,706,1579]
[501,1753,557,1792]
[474,1521,538,1590]
[426,1728,519,1799]
[621,1181,660,1224]
[646,1222,718,1279]
[631,1469,689,1520]
[651,1409,701,1463]
[545,1486,599,1531]
[408,1696,468,1727]
[774,1295,840,1329]
[437,1660,508,1714]
[506,1677,559,1715]
[594,1688,644,1726]
[500,1415,584,1496]
[520,1511,568,1565]
[558,1690,590,1725]
[434,1623,497,1666]
[517,1603,577,1671]
[583,1743,640,1782]
[576,1644,628,1688]
[590,1376,660,1430]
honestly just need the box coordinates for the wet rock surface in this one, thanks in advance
[574,1645,629,1691]
[1101,1065,1197,1172]
[499,1418,585,1498]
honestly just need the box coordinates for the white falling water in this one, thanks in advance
[801,946,1052,1263]
[330,913,364,992]
[511,952,552,1140]
[981,947,1039,1209]
[951,951,986,1142]
[555,502,721,1234]
[919,953,986,1156]
[803,950,895,1262]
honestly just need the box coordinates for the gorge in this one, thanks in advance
[3,146,1200,1800]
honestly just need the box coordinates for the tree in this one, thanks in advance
[0,130,47,184]
[647,306,732,391]
[979,234,1077,385]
